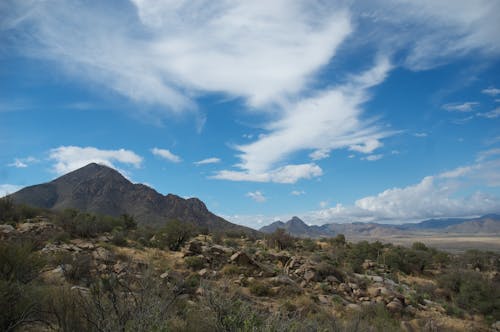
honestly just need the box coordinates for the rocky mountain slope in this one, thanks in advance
[9,163,254,234]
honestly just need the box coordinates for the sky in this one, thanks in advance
[1,0,500,229]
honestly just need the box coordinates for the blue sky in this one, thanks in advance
[1,0,500,229]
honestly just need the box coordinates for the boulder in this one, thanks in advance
[198,268,209,277]
[72,239,95,250]
[41,266,66,285]
[230,252,257,267]
[92,247,114,263]
[304,270,316,282]
[0,224,15,234]
[346,303,362,311]
[386,298,403,313]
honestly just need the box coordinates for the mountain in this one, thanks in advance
[260,214,500,238]
[9,163,255,234]
[259,216,335,238]
[444,215,500,233]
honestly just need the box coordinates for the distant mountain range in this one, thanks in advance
[260,214,500,238]
[10,163,255,234]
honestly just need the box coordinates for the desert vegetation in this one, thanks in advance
[1,199,499,331]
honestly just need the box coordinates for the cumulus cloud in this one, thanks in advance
[194,157,220,165]
[0,184,22,197]
[49,146,143,174]
[443,102,479,112]
[413,132,428,138]
[306,156,500,224]
[482,87,500,96]
[246,191,266,203]
[291,190,305,196]
[151,148,182,163]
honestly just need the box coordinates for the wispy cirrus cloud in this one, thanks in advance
[482,87,500,97]
[443,102,479,112]
[49,146,143,174]
[477,107,500,119]
[3,0,499,186]
[194,157,220,165]
[214,57,393,183]
[7,157,38,168]
[151,148,182,163]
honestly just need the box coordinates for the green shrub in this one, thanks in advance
[185,256,206,270]
[0,241,45,284]
[111,230,128,246]
[153,219,194,251]
[266,228,295,250]
[249,281,272,297]
[438,270,500,319]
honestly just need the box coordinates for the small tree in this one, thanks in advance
[266,228,295,250]
[154,220,194,251]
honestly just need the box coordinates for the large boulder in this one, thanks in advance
[230,252,257,267]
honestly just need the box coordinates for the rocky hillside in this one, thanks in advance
[9,163,254,234]
[1,212,499,332]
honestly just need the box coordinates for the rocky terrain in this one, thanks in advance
[1,204,499,331]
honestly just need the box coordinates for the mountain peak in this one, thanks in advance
[10,163,256,235]
[289,216,306,224]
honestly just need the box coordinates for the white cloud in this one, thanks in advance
[306,156,500,224]
[194,157,220,165]
[356,1,500,70]
[151,147,182,163]
[7,157,38,168]
[3,1,352,113]
[8,159,27,168]
[0,184,22,197]
[477,107,500,119]
[413,132,427,138]
[290,190,305,196]
[482,87,500,96]
[443,102,479,112]
[309,149,330,161]
[213,163,322,184]
[246,191,266,203]
[319,201,329,208]
[362,154,383,161]
[214,58,393,181]
[49,146,143,174]
[452,116,475,125]
[349,138,384,154]
[438,166,475,179]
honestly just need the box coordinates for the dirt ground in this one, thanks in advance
[348,235,500,253]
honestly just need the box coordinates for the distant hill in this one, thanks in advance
[259,216,335,238]
[9,163,255,234]
[260,214,500,238]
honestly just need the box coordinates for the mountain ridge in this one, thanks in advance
[259,214,500,238]
[9,163,255,234]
